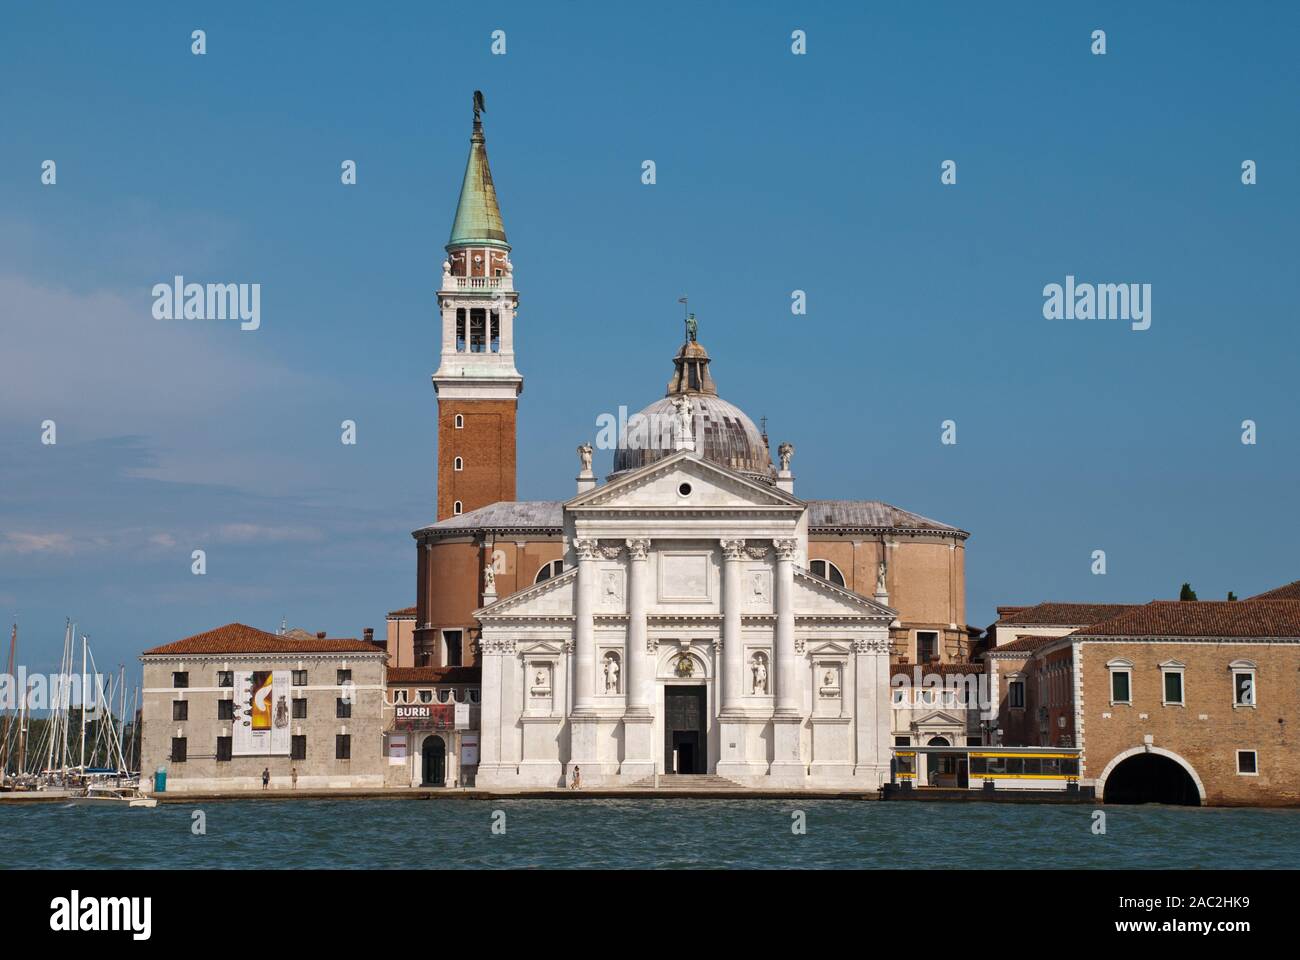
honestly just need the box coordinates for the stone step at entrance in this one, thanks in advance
[626,773,744,790]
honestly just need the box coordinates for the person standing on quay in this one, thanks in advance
[570,766,581,790]
[262,767,270,790]
[291,766,298,789]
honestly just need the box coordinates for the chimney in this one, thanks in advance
[316,631,326,640]
[363,627,375,643]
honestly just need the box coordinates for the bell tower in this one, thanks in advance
[432,91,522,521]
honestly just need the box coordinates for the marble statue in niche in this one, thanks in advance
[530,664,551,697]
[603,653,621,693]
[751,652,769,695]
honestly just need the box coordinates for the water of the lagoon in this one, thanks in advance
[2,798,1296,869]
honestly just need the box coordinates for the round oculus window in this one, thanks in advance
[677,482,692,497]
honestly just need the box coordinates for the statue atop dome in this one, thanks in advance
[685,312,698,344]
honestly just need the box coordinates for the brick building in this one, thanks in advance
[989,600,1300,806]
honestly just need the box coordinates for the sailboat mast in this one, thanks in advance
[2,620,14,780]
[48,620,68,776]
[118,664,126,773]
[17,681,26,775]
[79,632,88,772]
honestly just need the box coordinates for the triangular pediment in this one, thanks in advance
[914,710,966,729]
[794,569,897,620]
[475,567,576,619]
[568,451,802,513]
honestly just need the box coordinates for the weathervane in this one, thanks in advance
[473,90,485,122]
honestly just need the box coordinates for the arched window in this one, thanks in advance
[809,559,846,587]
[454,414,464,429]
[453,501,463,515]
[453,456,463,471]
[534,559,565,584]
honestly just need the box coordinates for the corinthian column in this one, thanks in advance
[573,538,598,714]
[773,538,800,716]
[625,539,651,715]
[720,539,746,714]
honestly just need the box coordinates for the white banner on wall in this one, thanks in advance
[460,734,479,767]
[388,735,408,765]
[454,702,470,730]
[232,669,291,756]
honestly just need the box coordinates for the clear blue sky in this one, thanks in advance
[2,2,1297,678]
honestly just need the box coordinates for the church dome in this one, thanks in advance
[610,326,776,484]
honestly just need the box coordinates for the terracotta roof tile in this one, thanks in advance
[990,634,1059,654]
[891,661,986,676]
[387,666,481,684]
[1000,602,1141,627]
[142,623,384,657]
[387,606,417,618]
[1247,580,1300,601]
[1072,600,1300,639]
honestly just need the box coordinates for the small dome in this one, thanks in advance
[610,331,775,483]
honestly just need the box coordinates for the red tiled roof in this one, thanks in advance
[387,666,481,685]
[1000,602,1141,626]
[990,634,1060,654]
[891,661,985,676]
[1072,600,1300,638]
[1247,580,1300,601]
[142,623,384,657]
[387,606,417,618]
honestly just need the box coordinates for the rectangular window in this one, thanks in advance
[336,697,352,719]
[455,308,466,351]
[217,670,233,687]
[1110,670,1131,704]
[291,735,307,760]
[292,670,307,686]
[170,737,187,763]
[1163,671,1184,705]
[894,736,911,746]
[1237,750,1258,775]
[967,736,983,746]
[336,669,352,685]
[916,631,938,663]
[172,671,189,689]
[489,311,500,352]
[217,699,234,720]
[216,736,232,761]
[292,697,307,719]
[172,700,188,721]
[1008,680,1025,709]
[1234,672,1255,706]
[444,630,463,667]
[336,734,351,760]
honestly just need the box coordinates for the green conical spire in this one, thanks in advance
[447,94,508,250]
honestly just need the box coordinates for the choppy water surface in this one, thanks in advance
[2,798,1296,869]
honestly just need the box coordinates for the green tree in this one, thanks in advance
[1179,583,1198,601]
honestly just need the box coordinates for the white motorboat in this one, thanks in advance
[69,782,158,808]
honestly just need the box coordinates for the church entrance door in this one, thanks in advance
[664,685,707,774]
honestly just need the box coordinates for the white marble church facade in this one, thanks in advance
[474,450,897,788]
